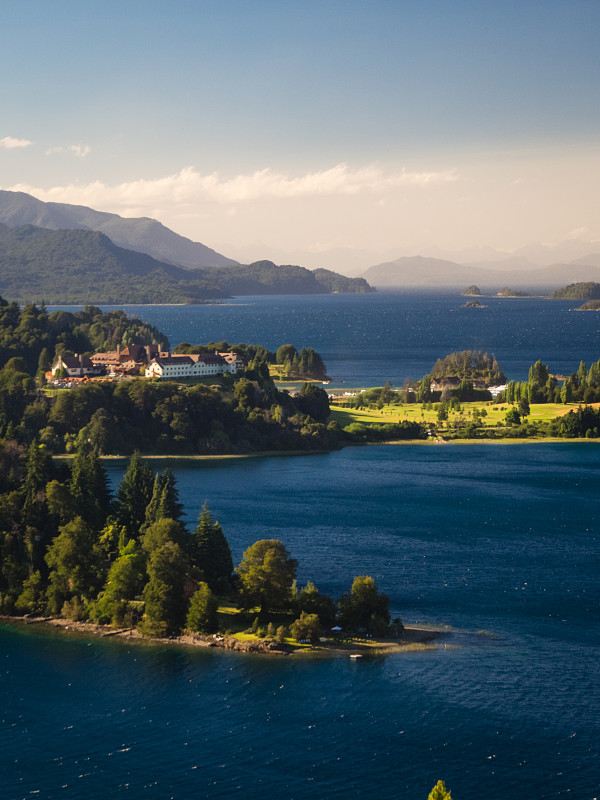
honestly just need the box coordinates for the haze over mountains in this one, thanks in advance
[1,189,599,293]
[361,254,600,291]
[0,190,237,269]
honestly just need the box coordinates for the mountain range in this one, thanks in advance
[2,188,599,293]
[361,254,600,290]
[0,192,372,303]
[0,190,237,269]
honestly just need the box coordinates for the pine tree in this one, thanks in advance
[116,451,154,538]
[189,504,233,594]
[428,780,452,800]
[70,444,112,532]
[140,541,188,636]
[21,441,53,574]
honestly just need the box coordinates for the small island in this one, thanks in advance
[461,285,481,296]
[462,299,487,308]
[575,299,600,310]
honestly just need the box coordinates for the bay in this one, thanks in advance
[2,443,599,800]
[51,291,600,385]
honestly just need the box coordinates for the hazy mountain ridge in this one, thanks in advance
[361,254,600,289]
[0,190,237,269]
[0,224,372,304]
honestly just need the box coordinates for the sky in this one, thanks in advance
[1,0,599,271]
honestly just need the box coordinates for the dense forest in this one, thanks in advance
[0,297,424,455]
[550,282,600,300]
[0,224,373,303]
[0,446,396,645]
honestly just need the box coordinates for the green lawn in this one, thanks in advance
[329,400,577,432]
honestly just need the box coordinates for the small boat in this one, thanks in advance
[349,653,363,660]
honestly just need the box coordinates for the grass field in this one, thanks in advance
[329,400,576,431]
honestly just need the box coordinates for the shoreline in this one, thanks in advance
[0,615,445,658]
[50,436,600,464]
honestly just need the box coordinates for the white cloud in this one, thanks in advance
[45,143,91,158]
[8,163,458,213]
[0,136,32,149]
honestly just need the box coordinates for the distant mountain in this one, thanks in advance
[361,255,600,290]
[0,225,373,304]
[362,256,484,287]
[0,190,237,268]
[570,253,600,268]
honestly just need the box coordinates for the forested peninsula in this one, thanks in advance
[0,224,373,304]
[1,446,413,654]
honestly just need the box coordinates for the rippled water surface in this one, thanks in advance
[51,291,600,385]
[3,444,599,800]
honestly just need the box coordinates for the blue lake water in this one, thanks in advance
[2,443,599,800]
[5,293,600,798]
[51,291,600,385]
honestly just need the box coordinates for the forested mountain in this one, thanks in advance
[0,225,373,303]
[0,190,236,268]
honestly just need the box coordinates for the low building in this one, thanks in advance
[145,352,238,379]
[51,354,103,378]
[219,352,244,372]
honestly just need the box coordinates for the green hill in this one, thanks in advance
[549,282,600,300]
[0,189,237,268]
[0,225,373,303]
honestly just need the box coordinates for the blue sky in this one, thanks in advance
[2,0,599,268]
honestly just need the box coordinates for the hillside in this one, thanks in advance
[0,189,237,269]
[361,254,600,289]
[549,282,600,300]
[0,225,372,303]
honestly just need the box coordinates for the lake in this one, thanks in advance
[2,442,599,800]
[50,290,600,385]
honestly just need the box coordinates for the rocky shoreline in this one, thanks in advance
[1,615,444,657]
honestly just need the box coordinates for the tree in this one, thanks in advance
[141,518,185,556]
[296,382,330,422]
[92,541,146,626]
[296,581,337,627]
[116,451,154,538]
[291,611,321,643]
[276,344,297,366]
[518,397,530,418]
[186,582,218,633]
[338,576,390,633]
[528,360,549,403]
[236,539,297,615]
[69,444,112,531]
[379,381,393,406]
[428,780,452,800]
[189,504,233,593]
[140,541,188,636]
[144,468,183,528]
[20,441,53,572]
[45,517,102,614]
[505,407,521,426]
